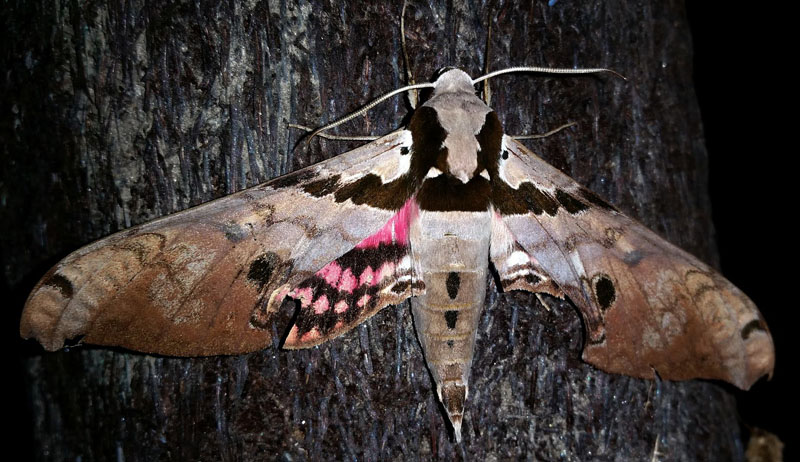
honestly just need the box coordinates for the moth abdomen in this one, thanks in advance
[408,208,492,440]
[410,271,485,442]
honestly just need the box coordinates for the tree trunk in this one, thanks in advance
[5,1,750,460]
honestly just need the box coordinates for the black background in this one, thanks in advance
[688,2,793,458]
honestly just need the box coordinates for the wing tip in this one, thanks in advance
[736,334,775,390]
[20,296,68,352]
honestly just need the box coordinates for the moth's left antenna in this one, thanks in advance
[472,66,626,85]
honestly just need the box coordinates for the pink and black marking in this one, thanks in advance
[284,200,419,346]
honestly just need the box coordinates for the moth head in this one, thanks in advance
[431,68,477,96]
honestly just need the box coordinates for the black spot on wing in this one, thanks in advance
[43,272,74,298]
[268,170,315,189]
[417,175,491,212]
[555,189,589,214]
[248,252,280,288]
[249,257,295,329]
[492,178,561,216]
[302,175,341,197]
[741,319,767,340]
[444,310,459,329]
[400,147,409,155]
[446,272,461,299]
[524,184,561,215]
[391,280,410,294]
[492,180,560,216]
[334,173,412,210]
[593,274,616,310]
[491,180,529,215]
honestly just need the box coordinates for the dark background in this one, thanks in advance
[4,1,792,460]
[688,2,793,459]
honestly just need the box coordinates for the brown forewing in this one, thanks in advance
[20,131,414,356]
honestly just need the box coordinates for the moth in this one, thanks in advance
[20,68,774,442]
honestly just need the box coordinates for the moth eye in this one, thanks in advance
[592,274,616,310]
[400,147,410,155]
[501,150,509,160]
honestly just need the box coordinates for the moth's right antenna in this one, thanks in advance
[481,9,493,105]
[401,1,418,109]
[296,2,426,146]
[304,82,435,145]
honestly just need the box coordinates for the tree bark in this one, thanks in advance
[5,1,749,460]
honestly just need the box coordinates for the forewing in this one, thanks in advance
[21,130,417,356]
[493,137,774,389]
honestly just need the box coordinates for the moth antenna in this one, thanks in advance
[481,11,493,105]
[512,121,576,140]
[306,82,434,144]
[401,0,418,109]
[472,66,626,85]
[289,124,379,141]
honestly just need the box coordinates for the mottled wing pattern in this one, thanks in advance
[20,130,418,356]
[493,137,774,389]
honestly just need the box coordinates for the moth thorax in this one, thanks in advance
[445,135,480,183]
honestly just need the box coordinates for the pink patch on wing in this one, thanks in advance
[299,327,322,344]
[334,300,349,314]
[317,261,342,286]
[359,266,375,286]
[355,199,418,249]
[357,294,371,307]
[286,325,322,346]
[338,268,357,293]
[313,295,330,314]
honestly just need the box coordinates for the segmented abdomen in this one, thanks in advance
[409,210,492,437]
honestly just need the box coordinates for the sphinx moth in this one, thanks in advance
[20,68,774,442]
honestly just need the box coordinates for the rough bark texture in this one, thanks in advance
[4,1,751,460]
